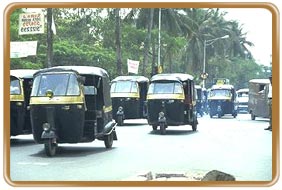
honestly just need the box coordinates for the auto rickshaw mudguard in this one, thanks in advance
[103,121,117,138]
[41,130,56,139]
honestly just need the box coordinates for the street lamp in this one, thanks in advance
[158,8,162,73]
[202,34,229,88]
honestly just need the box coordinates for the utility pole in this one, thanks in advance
[47,8,53,68]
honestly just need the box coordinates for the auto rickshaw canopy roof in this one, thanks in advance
[10,69,38,79]
[195,85,202,89]
[112,75,149,83]
[211,84,235,90]
[34,66,109,78]
[236,88,249,93]
[151,73,194,83]
[249,79,270,84]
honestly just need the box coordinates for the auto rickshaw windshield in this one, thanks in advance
[10,78,21,95]
[110,81,138,93]
[209,89,231,97]
[31,73,80,96]
[148,82,183,94]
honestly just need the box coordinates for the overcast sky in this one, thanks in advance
[221,8,272,66]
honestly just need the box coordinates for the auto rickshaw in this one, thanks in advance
[208,84,238,118]
[110,75,149,126]
[10,69,37,136]
[236,88,249,113]
[248,79,270,120]
[195,85,204,117]
[30,66,117,156]
[147,73,198,135]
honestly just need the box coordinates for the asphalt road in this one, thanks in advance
[9,113,272,182]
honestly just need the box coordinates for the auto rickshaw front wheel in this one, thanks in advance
[160,123,166,135]
[192,122,197,131]
[104,132,114,148]
[117,116,124,126]
[44,139,57,157]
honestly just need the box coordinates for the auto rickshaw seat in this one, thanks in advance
[84,95,96,121]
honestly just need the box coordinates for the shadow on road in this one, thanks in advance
[30,145,117,158]
[149,129,198,136]
[10,138,36,147]
[209,115,236,119]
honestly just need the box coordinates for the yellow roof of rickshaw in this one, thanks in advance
[10,69,38,79]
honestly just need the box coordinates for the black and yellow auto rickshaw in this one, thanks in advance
[10,69,37,136]
[208,84,238,118]
[110,75,149,126]
[147,73,198,135]
[30,66,117,156]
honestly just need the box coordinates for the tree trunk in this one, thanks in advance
[151,42,156,77]
[115,8,122,75]
[47,8,53,68]
[142,9,154,76]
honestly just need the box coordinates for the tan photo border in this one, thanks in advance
[3,1,280,187]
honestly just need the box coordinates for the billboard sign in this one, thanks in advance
[19,12,44,35]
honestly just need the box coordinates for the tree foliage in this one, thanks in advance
[9,8,271,89]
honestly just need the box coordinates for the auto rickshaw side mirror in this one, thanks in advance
[78,76,86,84]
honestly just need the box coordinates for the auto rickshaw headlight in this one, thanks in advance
[77,105,83,109]
[168,100,174,103]
[16,102,23,106]
[118,106,123,111]
[159,112,165,118]
[42,123,51,131]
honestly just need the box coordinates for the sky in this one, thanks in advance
[221,8,272,66]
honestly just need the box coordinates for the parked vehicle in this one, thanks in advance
[10,69,37,136]
[248,79,270,120]
[208,84,238,118]
[110,76,149,126]
[195,85,204,117]
[30,66,117,156]
[147,73,198,135]
[236,88,249,113]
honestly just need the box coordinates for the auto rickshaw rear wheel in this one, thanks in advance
[44,139,57,157]
[104,132,113,148]
[152,125,158,130]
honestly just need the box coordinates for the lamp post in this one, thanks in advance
[158,8,162,73]
[202,34,229,88]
